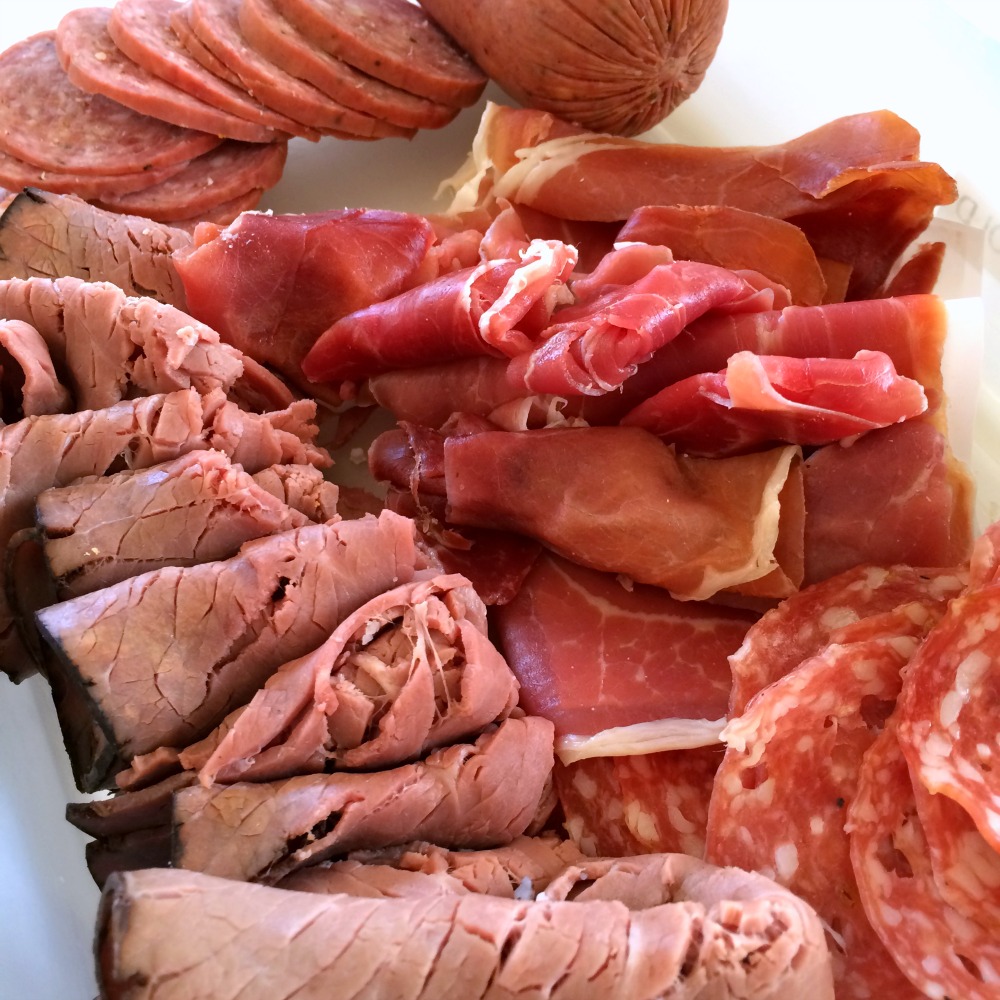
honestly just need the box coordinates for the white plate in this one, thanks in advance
[1,2,998,996]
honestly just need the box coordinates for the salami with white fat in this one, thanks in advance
[0,32,220,176]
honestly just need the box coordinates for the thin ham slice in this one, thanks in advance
[622,351,927,457]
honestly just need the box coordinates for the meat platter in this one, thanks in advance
[0,1,999,997]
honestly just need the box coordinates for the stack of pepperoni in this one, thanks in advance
[0,0,485,227]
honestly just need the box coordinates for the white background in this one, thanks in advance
[0,2,998,997]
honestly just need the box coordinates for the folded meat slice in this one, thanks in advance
[249,463,338,522]
[35,450,326,599]
[36,510,425,787]
[97,854,834,999]
[0,386,328,684]
[0,318,72,419]
[173,715,555,883]
[195,572,519,783]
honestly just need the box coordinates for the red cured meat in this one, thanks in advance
[55,7,280,144]
[169,1,243,86]
[494,553,754,739]
[848,719,1000,998]
[876,241,946,297]
[617,205,829,306]
[707,634,926,999]
[622,350,927,457]
[728,564,966,716]
[301,240,578,383]
[803,421,973,584]
[174,208,435,397]
[0,32,220,176]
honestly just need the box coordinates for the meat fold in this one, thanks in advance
[249,463,338,522]
[35,450,329,599]
[193,572,519,784]
[172,715,555,883]
[0,386,329,684]
[0,318,72,419]
[0,189,191,307]
[36,510,426,790]
[97,853,834,999]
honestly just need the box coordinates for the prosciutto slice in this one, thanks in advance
[192,573,519,784]
[173,208,436,398]
[622,351,927,457]
[494,553,754,756]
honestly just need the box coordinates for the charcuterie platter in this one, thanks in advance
[1,1,999,997]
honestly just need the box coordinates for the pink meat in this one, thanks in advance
[36,511,425,780]
[195,572,518,783]
[250,464,338,522]
[55,7,282,144]
[0,32,220,176]
[174,208,435,397]
[0,319,72,418]
[803,421,973,583]
[0,387,328,684]
[622,350,927,457]
[35,450,316,599]
[173,715,555,882]
[0,191,191,307]
[97,855,834,999]
[495,552,754,739]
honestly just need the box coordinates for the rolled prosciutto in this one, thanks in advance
[97,854,834,998]
[192,572,520,784]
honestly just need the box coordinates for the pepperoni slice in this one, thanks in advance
[728,563,965,715]
[0,33,220,177]
[707,635,925,999]
[848,719,1000,998]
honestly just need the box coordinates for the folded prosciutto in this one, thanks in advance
[622,350,927,457]
[374,424,804,601]
[173,716,555,883]
[193,572,519,784]
[35,511,427,789]
[98,854,834,999]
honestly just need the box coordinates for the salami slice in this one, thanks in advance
[170,188,264,231]
[169,1,242,87]
[278,0,486,105]
[55,8,280,145]
[848,719,1000,998]
[707,635,925,999]
[95,140,286,222]
[108,0,303,135]
[0,33,220,177]
[897,586,1000,852]
[728,563,966,715]
[969,519,1000,590]
[188,0,413,139]
[238,0,458,130]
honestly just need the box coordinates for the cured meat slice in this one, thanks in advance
[0,319,72,419]
[238,0,458,130]
[108,0,303,133]
[0,386,328,684]
[35,450,314,599]
[301,240,578,383]
[94,139,287,222]
[187,0,413,139]
[622,350,927,457]
[413,425,803,601]
[170,187,264,231]
[168,0,242,85]
[36,511,425,784]
[457,104,957,299]
[848,720,1000,998]
[878,240,946,297]
[173,716,555,882]
[0,191,191,306]
[728,564,966,716]
[494,553,753,747]
[803,421,973,584]
[174,207,435,398]
[706,634,926,999]
[278,0,486,105]
[0,276,244,411]
[55,8,281,144]
[896,584,1000,854]
[617,204,829,306]
[0,32,220,176]
[250,464,338,523]
[194,573,519,784]
[97,857,834,999]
